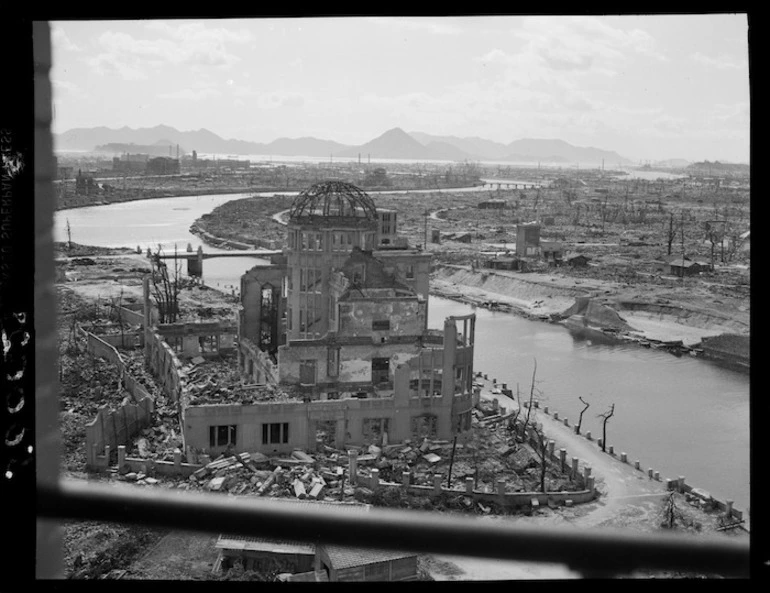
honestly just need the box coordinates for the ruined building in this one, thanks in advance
[183,181,476,456]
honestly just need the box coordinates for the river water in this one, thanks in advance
[53,190,750,512]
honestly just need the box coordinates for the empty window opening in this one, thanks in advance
[371,357,390,385]
[262,422,289,445]
[372,319,390,331]
[411,415,438,439]
[210,425,237,448]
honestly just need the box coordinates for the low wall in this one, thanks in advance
[86,397,154,469]
[147,330,186,403]
[540,401,746,522]
[92,331,144,349]
[116,305,146,326]
[89,444,202,476]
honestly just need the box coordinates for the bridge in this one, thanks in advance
[150,245,282,277]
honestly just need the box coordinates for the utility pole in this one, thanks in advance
[424,209,429,250]
[680,210,686,286]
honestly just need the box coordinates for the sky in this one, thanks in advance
[49,15,750,163]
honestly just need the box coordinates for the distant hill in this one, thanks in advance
[336,127,439,160]
[93,141,186,156]
[653,158,691,168]
[502,138,632,165]
[409,132,509,160]
[56,124,635,164]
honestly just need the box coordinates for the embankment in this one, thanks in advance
[430,264,590,319]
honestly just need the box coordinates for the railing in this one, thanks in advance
[37,479,750,578]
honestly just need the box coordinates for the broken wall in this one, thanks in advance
[85,396,154,469]
[147,330,186,402]
[337,299,425,339]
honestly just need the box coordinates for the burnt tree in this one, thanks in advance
[576,396,590,433]
[597,403,615,453]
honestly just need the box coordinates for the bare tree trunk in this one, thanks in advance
[577,396,590,433]
[521,359,537,438]
[598,403,615,453]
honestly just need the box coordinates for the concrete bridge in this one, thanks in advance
[150,244,282,277]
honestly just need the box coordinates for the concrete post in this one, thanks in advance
[559,449,567,472]
[583,466,592,481]
[497,479,506,497]
[725,500,734,518]
[597,439,603,449]
[563,418,569,427]
[620,452,627,463]
[635,460,641,470]
[574,425,580,434]
[548,440,555,458]
[402,471,411,488]
[553,411,559,420]
[465,477,474,494]
[608,446,614,456]
[534,400,539,409]
[117,445,126,468]
[492,398,499,412]
[433,474,443,495]
[371,469,380,491]
[544,406,549,415]
[104,445,110,468]
[653,471,660,481]
[678,476,686,493]
[349,451,358,485]
[586,431,592,440]
[648,468,654,479]
[571,457,579,479]
[173,448,182,470]
[586,476,595,492]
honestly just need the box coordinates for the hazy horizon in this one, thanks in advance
[50,15,750,164]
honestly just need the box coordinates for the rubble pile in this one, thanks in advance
[183,356,302,405]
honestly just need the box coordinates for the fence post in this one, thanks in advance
[174,449,182,471]
[497,479,506,497]
[402,471,411,488]
[465,477,474,494]
[559,448,567,472]
[118,445,126,469]
[433,474,442,495]
[371,469,380,492]
[571,457,579,480]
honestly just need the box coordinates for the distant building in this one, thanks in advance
[478,199,507,209]
[515,223,541,257]
[146,156,180,175]
[566,254,590,268]
[113,154,149,173]
[652,255,705,277]
[540,241,564,264]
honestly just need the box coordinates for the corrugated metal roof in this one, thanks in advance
[322,544,418,569]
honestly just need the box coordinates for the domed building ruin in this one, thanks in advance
[183,181,476,455]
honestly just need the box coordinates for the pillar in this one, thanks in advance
[371,469,380,491]
[553,411,559,420]
[402,471,411,488]
[571,457,579,479]
[620,452,627,463]
[349,451,358,485]
[648,468,654,479]
[497,479,506,497]
[118,445,126,468]
[586,476,595,492]
[608,445,614,455]
[465,477,474,494]
[548,440,555,458]
[653,471,660,481]
[433,474,443,495]
[559,448,567,472]
[635,460,641,470]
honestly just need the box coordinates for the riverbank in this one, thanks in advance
[430,263,750,368]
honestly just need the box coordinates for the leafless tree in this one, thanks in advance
[664,212,682,256]
[520,359,540,439]
[597,403,615,453]
[660,491,686,529]
[530,422,550,494]
[149,245,181,323]
[576,396,590,433]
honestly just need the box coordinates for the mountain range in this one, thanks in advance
[55,124,634,165]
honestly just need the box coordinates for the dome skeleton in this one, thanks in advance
[289,181,378,221]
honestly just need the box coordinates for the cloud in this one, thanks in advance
[691,52,747,70]
[50,77,87,99]
[158,88,222,101]
[367,17,463,36]
[51,26,82,52]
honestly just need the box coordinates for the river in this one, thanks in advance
[53,190,750,513]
